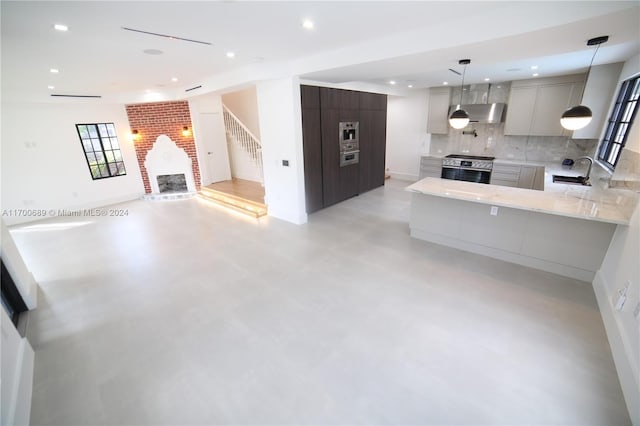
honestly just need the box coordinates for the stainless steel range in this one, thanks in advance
[441,154,495,184]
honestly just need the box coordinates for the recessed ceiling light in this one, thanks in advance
[50,68,59,73]
[532,73,539,77]
[389,80,396,85]
[54,24,68,32]
[143,49,163,55]
[531,65,538,70]
[408,85,413,88]
[443,82,449,85]
[171,77,178,82]
[302,19,314,30]
[226,51,235,58]
[484,78,490,82]
[47,85,55,90]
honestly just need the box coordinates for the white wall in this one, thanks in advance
[221,86,261,138]
[385,90,430,181]
[591,53,640,426]
[188,94,232,185]
[256,77,307,225]
[1,307,35,426]
[593,204,640,425]
[1,101,145,225]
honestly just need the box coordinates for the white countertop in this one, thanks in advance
[406,170,638,225]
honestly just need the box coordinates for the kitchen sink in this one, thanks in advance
[552,175,591,186]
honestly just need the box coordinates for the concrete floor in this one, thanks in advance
[13,179,630,425]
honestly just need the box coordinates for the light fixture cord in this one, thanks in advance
[459,63,467,105]
[580,43,601,103]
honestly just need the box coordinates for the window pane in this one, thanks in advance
[105,151,115,162]
[615,123,628,142]
[98,124,108,137]
[90,165,101,179]
[107,123,116,137]
[78,125,89,138]
[91,139,102,152]
[622,103,635,122]
[99,164,109,177]
[102,138,112,150]
[95,151,105,165]
[110,138,120,149]
[109,163,118,175]
[114,150,122,161]
[86,153,96,165]
[88,125,98,138]
[83,140,93,152]
[609,144,621,164]
[116,162,126,175]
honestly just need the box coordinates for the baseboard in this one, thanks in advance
[592,270,639,425]
[388,171,419,182]
[3,192,144,226]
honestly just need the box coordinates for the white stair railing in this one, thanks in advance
[222,104,263,181]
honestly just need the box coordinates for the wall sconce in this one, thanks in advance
[130,129,140,142]
[182,126,191,137]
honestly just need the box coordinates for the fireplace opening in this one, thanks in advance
[157,174,187,193]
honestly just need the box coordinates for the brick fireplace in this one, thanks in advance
[125,101,201,193]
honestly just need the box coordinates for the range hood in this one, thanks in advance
[448,103,506,124]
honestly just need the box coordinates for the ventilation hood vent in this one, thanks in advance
[448,103,506,124]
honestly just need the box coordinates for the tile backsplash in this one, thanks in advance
[431,81,598,162]
[430,123,598,162]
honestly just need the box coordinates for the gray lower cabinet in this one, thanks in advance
[419,157,443,179]
[491,163,544,190]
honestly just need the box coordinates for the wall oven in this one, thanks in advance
[441,154,494,184]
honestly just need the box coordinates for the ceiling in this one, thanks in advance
[2,1,639,103]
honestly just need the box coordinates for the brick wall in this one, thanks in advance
[125,101,201,193]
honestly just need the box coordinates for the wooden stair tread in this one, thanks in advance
[199,189,267,218]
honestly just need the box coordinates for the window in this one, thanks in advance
[597,75,640,170]
[76,123,127,179]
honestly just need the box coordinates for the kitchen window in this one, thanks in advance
[597,75,639,170]
[76,123,127,180]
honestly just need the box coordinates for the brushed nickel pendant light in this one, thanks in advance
[560,35,608,131]
[449,59,471,129]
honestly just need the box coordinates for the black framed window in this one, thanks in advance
[597,75,640,170]
[76,123,127,179]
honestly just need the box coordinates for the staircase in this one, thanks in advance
[199,106,266,217]
[199,185,267,218]
[222,104,263,183]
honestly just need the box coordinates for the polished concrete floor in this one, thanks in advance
[13,179,630,425]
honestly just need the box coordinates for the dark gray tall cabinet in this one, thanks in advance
[301,85,387,213]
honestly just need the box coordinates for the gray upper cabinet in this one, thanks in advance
[427,87,451,134]
[504,74,585,137]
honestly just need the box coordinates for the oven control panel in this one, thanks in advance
[442,158,493,170]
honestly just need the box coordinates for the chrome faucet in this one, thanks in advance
[574,156,593,182]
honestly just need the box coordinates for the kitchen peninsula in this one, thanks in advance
[406,167,638,281]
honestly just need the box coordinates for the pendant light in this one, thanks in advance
[449,59,471,129]
[560,35,608,131]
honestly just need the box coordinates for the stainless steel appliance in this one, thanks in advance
[447,103,506,124]
[339,121,360,167]
[441,154,495,184]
